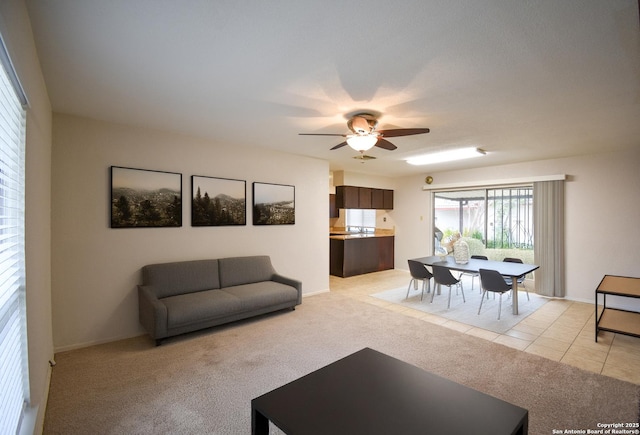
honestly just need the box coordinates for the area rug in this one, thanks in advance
[372,281,548,334]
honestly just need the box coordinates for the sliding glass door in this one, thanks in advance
[433,189,485,251]
[434,186,534,264]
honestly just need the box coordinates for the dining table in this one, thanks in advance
[410,255,539,315]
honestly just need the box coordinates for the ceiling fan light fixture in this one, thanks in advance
[299,112,429,152]
[406,147,486,166]
[346,135,378,151]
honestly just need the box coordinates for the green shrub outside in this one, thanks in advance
[460,237,486,257]
[482,248,534,264]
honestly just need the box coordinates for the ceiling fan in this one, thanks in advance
[299,112,430,154]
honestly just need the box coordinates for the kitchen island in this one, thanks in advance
[330,232,394,277]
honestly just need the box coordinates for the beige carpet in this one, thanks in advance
[44,292,639,434]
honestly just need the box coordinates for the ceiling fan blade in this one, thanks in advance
[330,141,348,150]
[377,128,430,138]
[298,133,347,137]
[375,138,397,150]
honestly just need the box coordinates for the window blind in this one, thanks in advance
[346,209,376,230]
[0,36,28,434]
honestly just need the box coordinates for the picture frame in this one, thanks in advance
[191,175,246,226]
[252,182,295,225]
[110,166,182,228]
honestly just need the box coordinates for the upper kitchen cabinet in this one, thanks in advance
[329,194,339,218]
[336,185,360,209]
[383,189,394,209]
[359,187,372,209]
[371,189,384,209]
[335,186,393,210]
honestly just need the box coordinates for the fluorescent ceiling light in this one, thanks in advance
[406,147,486,165]
[346,135,378,151]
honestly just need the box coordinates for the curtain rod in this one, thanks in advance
[422,174,566,191]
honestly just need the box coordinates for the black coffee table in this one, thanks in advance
[251,348,528,434]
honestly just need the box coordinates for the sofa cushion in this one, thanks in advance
[218,256,275,288]
[223,281,299,310]
[143,260,220,299]
[162,289,241,329]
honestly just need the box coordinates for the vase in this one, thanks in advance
[453,239,470,264]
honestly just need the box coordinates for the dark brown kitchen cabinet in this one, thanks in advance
[330,236,394,277]
[329,194,339,218]
[383,189,393,209]
[371,189,384,209]
[335,186,360,209]
[359,187,372,209]
[335,185,394,210]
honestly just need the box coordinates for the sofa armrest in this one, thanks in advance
[138,285,168,339]
[272,274,302,305]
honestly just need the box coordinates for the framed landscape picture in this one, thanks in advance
[191,175,246,226]
[252,182,295,225]
[110,166,182,228]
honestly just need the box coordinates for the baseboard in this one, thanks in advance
[54,332,145,353]
[302,288,330,298]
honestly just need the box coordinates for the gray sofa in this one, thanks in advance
[138,255,302,345]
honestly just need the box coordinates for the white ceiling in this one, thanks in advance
[25,0,640,177]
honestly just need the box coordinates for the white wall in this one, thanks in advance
[393,148,640,305]
[332,170,397,190]
[50,111,640,349]
[52,114,329,351]
[0,0,54,433]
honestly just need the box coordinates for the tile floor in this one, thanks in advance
[330,269,640,385]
